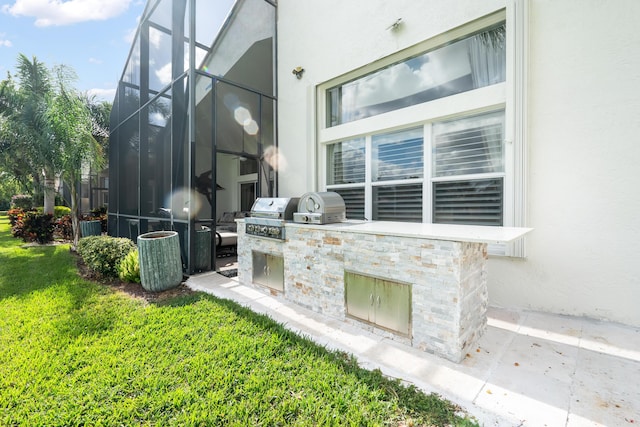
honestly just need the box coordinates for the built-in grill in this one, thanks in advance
[245,197,299,240]
[293,191,346,224]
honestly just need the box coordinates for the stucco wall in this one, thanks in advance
[276,0,504,195]
[488,0,640,326]
[276,0,640,327]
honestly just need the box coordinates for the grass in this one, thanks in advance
[0,215,478,426]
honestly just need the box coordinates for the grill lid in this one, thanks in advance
[293,191,346,224]
[297,192,345,214]
[249,197,299,220]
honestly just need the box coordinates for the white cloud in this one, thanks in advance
[155,62,172,86]
[88,57,103,65]
[0,33,12,47]
[86,87,116,102]
[343,41,471,110]
[3,0,132,27]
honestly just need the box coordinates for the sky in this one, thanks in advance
[0,0,147,102]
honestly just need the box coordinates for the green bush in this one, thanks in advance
[91,206,107,216]
[36,206,71,218]
[118,248,140,283]
[10,194,32,210]
[54,206,71,218]
[77,235,136,278]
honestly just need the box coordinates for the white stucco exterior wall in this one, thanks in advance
[276,0,640,327]
[488,0,640,326]
[276,0,505,196]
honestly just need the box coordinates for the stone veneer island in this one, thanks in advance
[237,220,531,363]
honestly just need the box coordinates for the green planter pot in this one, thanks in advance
[138,231,183,292]
[194,228,212,272]
[80,220,102,237]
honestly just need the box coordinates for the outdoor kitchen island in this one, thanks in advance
[237,219,531,363]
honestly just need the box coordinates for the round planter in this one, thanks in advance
[137,231,183,292]
[80,220,102,237]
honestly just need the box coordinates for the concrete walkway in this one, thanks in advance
[187,272,640,427]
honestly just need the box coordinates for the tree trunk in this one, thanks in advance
[43,170,56,215]
[69,178,81,249]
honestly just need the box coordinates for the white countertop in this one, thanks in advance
[285,220,532,244]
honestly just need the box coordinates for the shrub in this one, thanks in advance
[77,235,137,278]
[87,206,108,233]
[36,206,71,218]
[118,249,141,283]
[11,211,54,244]
[52,210,106,241]
[54,214,73,241]
[10,194,33,210]
[91,206,107,216]
[7,208,23,226]
[54,206,71,218]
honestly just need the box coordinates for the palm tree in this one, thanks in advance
[0,55,105,246]
[0,65,47,203]
[48,66,105,247]
[16,54,61,215]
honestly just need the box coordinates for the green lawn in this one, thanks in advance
[0,215,478,426]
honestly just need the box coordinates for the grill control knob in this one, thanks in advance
[260,226,268,234]
[247,224,254,232]
[268,227,280,235]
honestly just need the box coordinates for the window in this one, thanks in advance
[326,24,505,127]
[373,128,423,182]
[326,110,504,224]
[432,111,504,225]
[433,112,503,177]
[239,158,258,176]
[372,128,423,222]
[319,7,527,256]
[327,138,365,185]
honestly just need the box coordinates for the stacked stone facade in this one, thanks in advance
[237,221,488,362]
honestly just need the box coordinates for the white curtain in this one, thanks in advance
[467,26,506,88]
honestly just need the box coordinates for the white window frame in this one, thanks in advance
[316,3,528,257]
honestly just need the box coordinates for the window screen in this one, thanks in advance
[373,128,423,181]
[327,138,365,185]
[433,111,504,177]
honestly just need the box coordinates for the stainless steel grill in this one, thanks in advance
[293,191,346,224]
[245,197,299,240]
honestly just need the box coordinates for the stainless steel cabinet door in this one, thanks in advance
[266,254,284,291]
[345,271,411,336]
[374,278,411,336]
[345,271,374,322]
[252,251,269,287]
[252,251,284,291]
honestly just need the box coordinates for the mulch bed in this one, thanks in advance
[72,249,196,303]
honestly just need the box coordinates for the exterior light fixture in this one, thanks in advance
[386,18,403,31]
[292,66,304,79]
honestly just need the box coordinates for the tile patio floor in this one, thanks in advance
[187,272,640,427]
